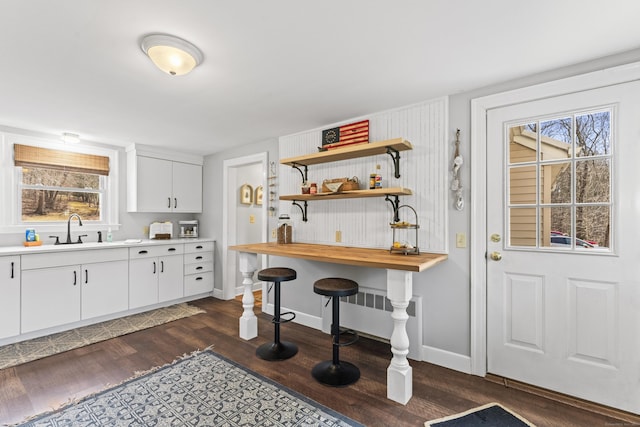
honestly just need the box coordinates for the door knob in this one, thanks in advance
[490,251,502,261]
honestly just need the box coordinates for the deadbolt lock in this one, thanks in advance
[490,233,501,242]
[490,251,502,261]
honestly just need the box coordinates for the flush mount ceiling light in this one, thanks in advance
[141,34,203,76]
[61,132,80,144]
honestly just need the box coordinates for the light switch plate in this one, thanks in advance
[456,232,466,248]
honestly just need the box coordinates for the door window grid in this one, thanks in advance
[506,108,613,251]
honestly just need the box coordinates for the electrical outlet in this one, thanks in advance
[249,215,255,224]
[335,230,342,243]
[271,228,277,238]
[456,232,467,248]
[143,226,149,235]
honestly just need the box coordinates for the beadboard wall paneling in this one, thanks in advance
[278,98,448,253]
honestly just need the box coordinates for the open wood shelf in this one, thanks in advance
[280,187,412,201]
[280,138,412,167]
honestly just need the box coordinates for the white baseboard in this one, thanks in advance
[422,345,472,374]
[264,303,323,331]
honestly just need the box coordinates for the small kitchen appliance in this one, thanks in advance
[179,220,198,238]
[149,221,173,239]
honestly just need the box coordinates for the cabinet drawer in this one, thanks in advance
[184,241,214,253]
[184,251,213,264]
[184,272,213,296]
[184,262,213,275]
[129,244,184,259]
[22,248,128,270]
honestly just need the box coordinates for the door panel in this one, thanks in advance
[487,81,640,413]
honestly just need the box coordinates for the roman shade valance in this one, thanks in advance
[13,144,110,176]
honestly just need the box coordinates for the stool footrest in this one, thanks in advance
[273,311,296,324]
[337,329,359,347]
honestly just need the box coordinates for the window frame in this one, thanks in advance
[504,106,614,253]
[0,132,120,234]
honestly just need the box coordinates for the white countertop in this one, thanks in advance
[0,237,215,256]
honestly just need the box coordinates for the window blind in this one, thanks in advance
[13,144,110,176]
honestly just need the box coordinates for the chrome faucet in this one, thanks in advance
[66,213,83,244]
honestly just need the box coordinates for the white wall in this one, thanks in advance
[200,138,279,291]
[201,47,640,371]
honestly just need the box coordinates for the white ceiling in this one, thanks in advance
[2,1,640,155]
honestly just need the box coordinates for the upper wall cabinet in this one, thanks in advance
[127,145,203,213]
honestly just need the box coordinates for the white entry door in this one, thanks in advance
[486,80,640,413]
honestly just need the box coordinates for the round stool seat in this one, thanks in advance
[313,278,358,297]
[258,267,296,283]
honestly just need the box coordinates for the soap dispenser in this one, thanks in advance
[106,227,113,242]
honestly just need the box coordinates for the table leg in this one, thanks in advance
[238,252,258,340]
[386,269,413,405]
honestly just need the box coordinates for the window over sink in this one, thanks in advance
[0,132,119,233]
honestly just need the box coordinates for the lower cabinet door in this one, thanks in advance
[22,266,81,334]
[82,260,129,320]
[158,255,184,302]
[0,256,20,339]
[129,258,158,309]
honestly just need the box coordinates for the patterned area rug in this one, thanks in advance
[425,402,536,426]
[0,303,205,370]
[17,349,364,426]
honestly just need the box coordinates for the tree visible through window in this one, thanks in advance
[507,109,611,250]
[14,144,110,223]
[20,168,103,222]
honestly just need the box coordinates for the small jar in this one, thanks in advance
[310,183,317,194]
[301,182,310,194]
[277,214,293,244]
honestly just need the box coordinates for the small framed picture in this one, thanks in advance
[240,184,253,205]
[255,185,263,205]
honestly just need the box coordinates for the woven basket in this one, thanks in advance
[322,177,360,193]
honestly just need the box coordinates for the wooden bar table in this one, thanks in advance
[229,242,447,405]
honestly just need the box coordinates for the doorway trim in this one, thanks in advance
[222,152,269,300]
[469,61,640,376]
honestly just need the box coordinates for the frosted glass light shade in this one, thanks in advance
[141,34,203,76]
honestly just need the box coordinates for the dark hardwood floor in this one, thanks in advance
[0,297,636,426]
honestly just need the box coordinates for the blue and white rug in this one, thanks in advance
[18,349,363,426]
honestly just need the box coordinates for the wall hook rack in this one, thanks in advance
[451,129,464,211]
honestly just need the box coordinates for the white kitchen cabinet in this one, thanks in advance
[21,248,129,334]
[126,146,203,213]
[0,256,20,339]
[81,260,129,319]
[129,244,184,309]
[184,241,214,296]
[22,265,81,333]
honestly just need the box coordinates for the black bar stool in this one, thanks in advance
[312,277,360,386]
[256,267,298,361]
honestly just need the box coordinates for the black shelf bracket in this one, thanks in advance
[386,147,402,178]
[291,163,308,183]
[292,200,308,222]
[385,195,401,222]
